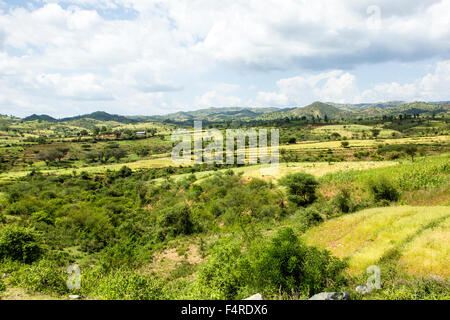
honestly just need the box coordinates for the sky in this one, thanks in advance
[0,0,449,117]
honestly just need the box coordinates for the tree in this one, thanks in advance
[341,141,349,148]
[37,148,69,164]
[279,173,318,207]
[404,144,418,162]
[371,129,380,139]
[93,127,101,136]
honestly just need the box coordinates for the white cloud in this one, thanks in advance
[256,60,450,106]
[359,60,450,102]
[256,71,358,106]
[194,83,242,108]
[0,1,448,116]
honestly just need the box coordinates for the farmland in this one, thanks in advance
[0,108,449,300]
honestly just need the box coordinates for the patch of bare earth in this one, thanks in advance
[0,287,59,300]
[139,243,204,277]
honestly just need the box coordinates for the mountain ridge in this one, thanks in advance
[20,101,450,123]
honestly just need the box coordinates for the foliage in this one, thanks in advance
[7,260,68,295]
[333,188,354,213]
[368,177,400,203]
[0,225,42,263]
[92,270,164,300]
[195,228,347,299]
[279,173,319,207]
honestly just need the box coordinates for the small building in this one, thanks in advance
[136,131,147,136]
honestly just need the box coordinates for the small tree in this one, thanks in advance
[404,144,418,162]
[341,141,350,148]
[371,129,381,139]
[279,173,318,207]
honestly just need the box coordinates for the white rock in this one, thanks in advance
[244,293,263,300]
[309,292,350,300]
[356,285,373,295]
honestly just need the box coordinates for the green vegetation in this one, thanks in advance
[0,106,448,300]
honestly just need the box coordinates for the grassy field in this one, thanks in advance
[149,160,399,185]
[283,135,450,151]
[303,206,450,277]
[313,124,402,139]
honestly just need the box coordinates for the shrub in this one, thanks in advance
[279,173,318,207]
[368,177,400,203]
[31,210,55,225]
[56,204,114,253]
[0,225,42,263]
[156,203,195,240]
[250,228,346,297]
[333,188,353,213]
[194,239,251,299]
[93,271,163,300]
[299,207,323,226]
[8,260,68,295]
[5,198,42,216]
[195,228,347,299]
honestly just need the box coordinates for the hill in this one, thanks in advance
[19,100,450,124]
[60,111,138,124]
[22,114,57,122]
[140,107,280,123]
[288,101,353,119]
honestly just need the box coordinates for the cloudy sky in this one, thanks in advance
[0,0,449,117]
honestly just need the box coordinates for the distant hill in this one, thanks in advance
[140,107,280,123]
[22,114,57,122]
[60,111,138,124]
[288,102,353,119]
[20,101,449,124]
[380,102,450,116]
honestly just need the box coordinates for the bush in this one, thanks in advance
[279,173,318,207]
[0,225,42,263]
[250,228,346,297]
[368,177,400,203]
[195,228,347,299]
[194,239,252,299]
[92,271,163,300]
[0,278,5,293]
[298,207,323,226]
[156,203,195,240]
[31,210,55,225]
[333,188,353,213]
[8,260,68,295]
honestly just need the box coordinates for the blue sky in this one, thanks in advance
[0,0,449,117]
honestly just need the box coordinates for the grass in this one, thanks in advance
[156,160,398,185]
[397,217,449,277]
[283,135,450,150]
[0,287,62,300]
[320,153,450,191]
[313,124,401,139]
[303,206,450,277]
